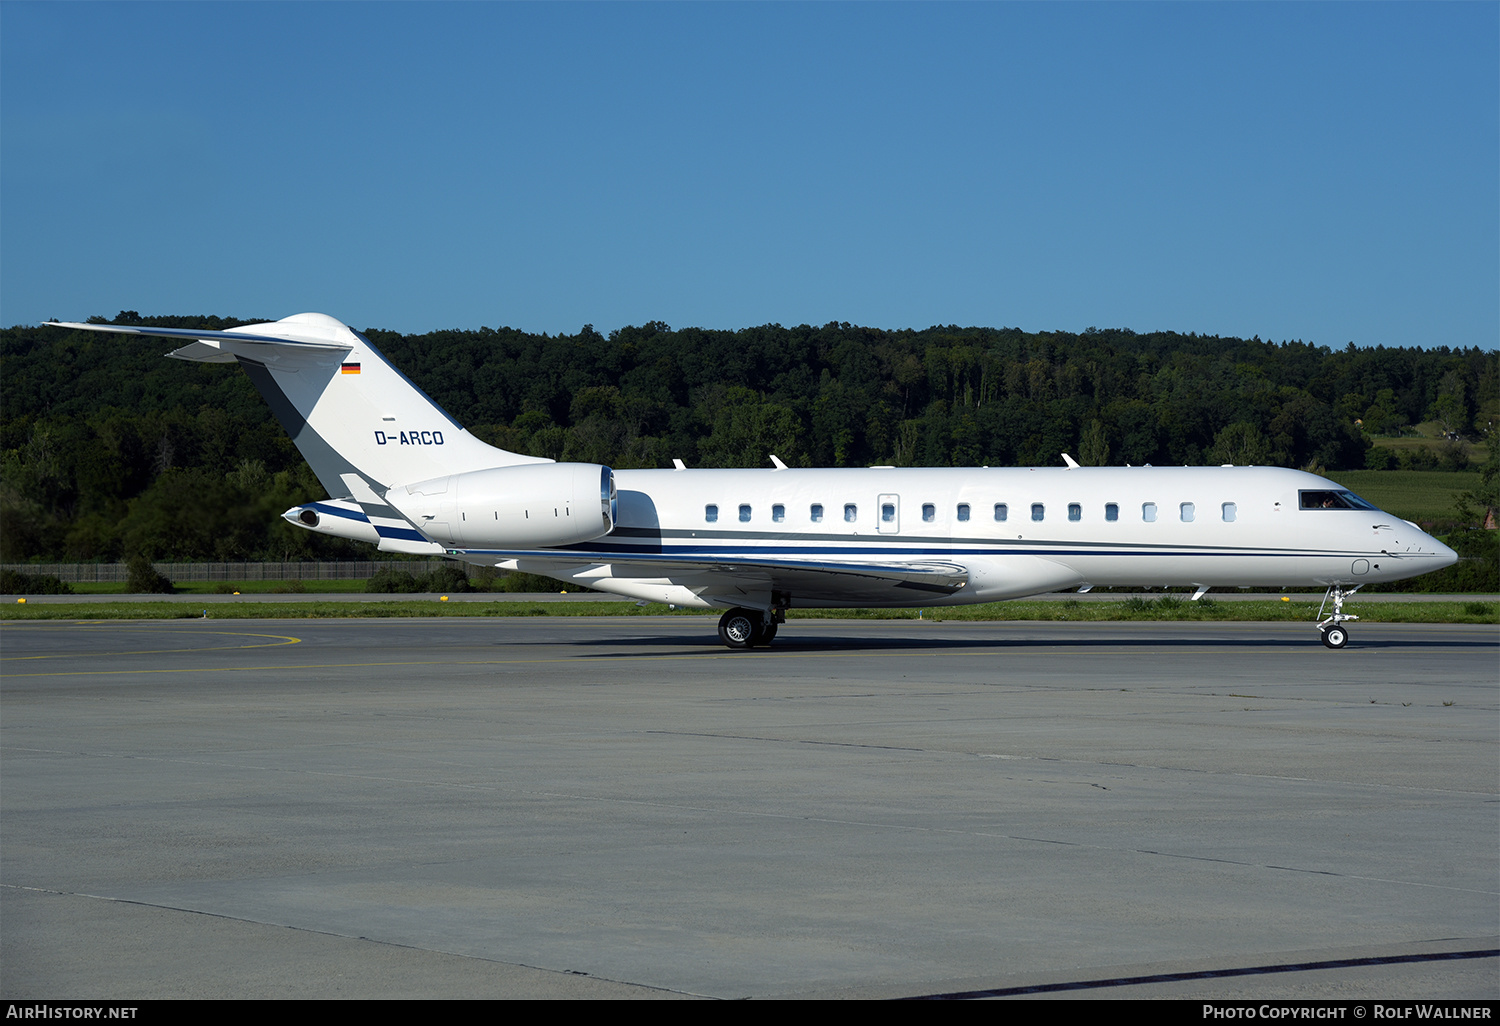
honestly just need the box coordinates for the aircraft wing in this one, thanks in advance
[449,547,969,604]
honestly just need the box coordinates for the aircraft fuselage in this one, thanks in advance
[412,464,1453,609]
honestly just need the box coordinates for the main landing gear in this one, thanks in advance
[1316,583,1361,650]
[716,606,783,650]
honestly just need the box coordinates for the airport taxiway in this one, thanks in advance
[2,617,1496,999]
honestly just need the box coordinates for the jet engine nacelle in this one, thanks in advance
[387,463,616,549]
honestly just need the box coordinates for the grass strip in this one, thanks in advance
[3,598,1495,624]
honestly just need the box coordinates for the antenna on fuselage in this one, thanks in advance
[1061,453,1080,469]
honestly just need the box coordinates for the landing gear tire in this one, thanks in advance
[760,623,777,644]
[718,608,761,649]
[1321,625,1349,649]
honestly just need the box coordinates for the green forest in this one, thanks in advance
[2,313,1495,565]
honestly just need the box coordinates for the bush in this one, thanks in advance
[365,564,475,593]
[366,568,424,593]
[444,568,580,593]
[0,569,73,594]
[1366,553,1499,593]
[1436,441,1472,472]
[499,571,573,593]
[1396,447,1438,471]
[425,564,473,594]
[126,556,174,594]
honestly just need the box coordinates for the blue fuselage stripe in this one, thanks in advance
[375,526,428,542]
[308,502,371,523]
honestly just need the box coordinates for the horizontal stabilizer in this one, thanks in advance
[46,320,353,351]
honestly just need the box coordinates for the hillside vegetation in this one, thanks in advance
[3,314,1495,565]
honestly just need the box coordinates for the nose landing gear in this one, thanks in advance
[1316,583,1361,649]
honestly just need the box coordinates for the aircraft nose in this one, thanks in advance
[1406,530,1459,572]
[1430,535,1459,570]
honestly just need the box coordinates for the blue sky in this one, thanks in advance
[3,2,1495,349]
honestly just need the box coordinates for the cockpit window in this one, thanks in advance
[1299,490,1379,511]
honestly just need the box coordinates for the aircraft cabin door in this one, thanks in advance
[878,494,900,534]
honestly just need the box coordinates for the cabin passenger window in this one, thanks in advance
[844,503,858,523]
[705,504,718,523]
[1142,502,1158,522]
[1222,502,1236,522]
[923,503,935,522]
[1031,503,1045,522]
[739,504,752,523]
[1180,502,1195,523]
[1068,503,1081,522]
[881,503,896,523]
[957,503,970,522]
[994,503,1008,522]
[772,504,785,522]
[810,503,824,523]
[1105,503,1119,522]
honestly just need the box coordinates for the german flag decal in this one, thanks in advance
[341,363,361,374]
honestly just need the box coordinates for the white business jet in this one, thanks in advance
[51,313,1458,649]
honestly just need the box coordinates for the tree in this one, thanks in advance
[1205,422,1275,466]
[1078,420,1110,466]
